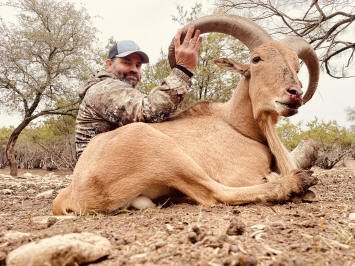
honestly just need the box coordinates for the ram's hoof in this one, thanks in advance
[294,169,318,193]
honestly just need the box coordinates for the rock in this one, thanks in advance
[154,241,167,249]
[31,215,77,225]
[251,224,266,230]
[188,232,198,244]
[349,213,355,221]
[43,173,59,179]
[46,217,58,228]
[26,189,36,194]
[6,232,112,266]
[192,225,201,235]
[35,189,54,199]
[165,223,174,232]
[199,236,224,248]
[271,222,283,227]
[187,225,205,244]
[226,218,245,236]
[1,189,13,195]
[229,244,240,253]
[224,253,257,266]
[2,231,30,242]
[232,208,241,215]
[22,172,33,179]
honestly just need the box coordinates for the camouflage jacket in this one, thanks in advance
[75,68,191,157]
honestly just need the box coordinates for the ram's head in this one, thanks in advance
[169,15,319,120]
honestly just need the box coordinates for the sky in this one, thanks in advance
[0,0,354,128]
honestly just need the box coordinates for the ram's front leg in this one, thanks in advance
[215,169,317,205]
[259,114,297,176]
[250,114,318,200]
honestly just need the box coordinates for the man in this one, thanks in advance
[75,26,202,158]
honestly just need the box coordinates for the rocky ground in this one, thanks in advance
[0,166,354,265]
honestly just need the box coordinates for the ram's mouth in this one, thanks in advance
[275,101,301,110]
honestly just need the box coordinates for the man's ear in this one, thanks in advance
[214,58,250,78]
[106,59,112,70]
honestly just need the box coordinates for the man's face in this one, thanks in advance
[106,53,142,87]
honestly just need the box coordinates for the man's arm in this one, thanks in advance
[87,26,202,126]
[85,66,191,126]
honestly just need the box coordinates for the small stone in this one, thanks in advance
[154,241,167,249]
[299,220,317,228]
[31,215,76,225]
[2,189,13,195]
[115,239,128,246]
[271,222,283,227]
[22,172,33,178]
[192,225,201,234]
[188,232,198,244]
[154,253,170,262]
[232,209,241,215]
[47,217,58,228]
[349,213,355,221]
[251,224,265,230]
[199,236,224,249]
[165,224,173,232]
[229,245,240,253]
[35,190,54,199]
[245,256,257,266]
[226,218,245,236]
[226,254,257,266]
[26,189,36,194]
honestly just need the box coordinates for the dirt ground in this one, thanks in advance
[0,166,354,266]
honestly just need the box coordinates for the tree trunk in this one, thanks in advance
[5,119,31,177]
[6,135,18,176]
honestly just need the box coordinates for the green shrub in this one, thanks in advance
[278,118,355,169]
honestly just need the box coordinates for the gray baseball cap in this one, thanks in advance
[108,40,149,63]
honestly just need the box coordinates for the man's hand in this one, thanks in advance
[174,25,202,72]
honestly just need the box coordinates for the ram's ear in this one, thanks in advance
[214,58,250,78]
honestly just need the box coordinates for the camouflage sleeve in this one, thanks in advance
[86,68,191,126]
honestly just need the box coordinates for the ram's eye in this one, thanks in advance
[252,56,262,63]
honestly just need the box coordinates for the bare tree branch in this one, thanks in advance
[215,0,355,78]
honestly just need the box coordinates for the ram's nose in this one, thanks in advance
[287,85,303,97]
[286,85,303,107]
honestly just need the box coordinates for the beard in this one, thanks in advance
[116,71,141,88]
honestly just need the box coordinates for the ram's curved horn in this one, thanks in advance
[281,37,320,104]
[168,14,273,69]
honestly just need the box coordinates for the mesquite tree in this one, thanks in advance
[0,0,98,176]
